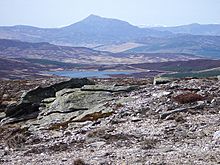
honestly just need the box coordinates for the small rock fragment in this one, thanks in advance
[213,131,220,141]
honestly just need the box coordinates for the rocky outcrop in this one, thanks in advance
[35,90,114,128]
[21,78,94,104]
[2,78,95,124]
[1,79,137,128]
[34,84,137,128]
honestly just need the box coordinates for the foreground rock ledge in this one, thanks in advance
[1,78,137,128]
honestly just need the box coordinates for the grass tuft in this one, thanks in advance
[173,93,204,104]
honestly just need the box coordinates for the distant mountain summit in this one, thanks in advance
[68,14,124,25]
[60,14,164,44]
[0,15,170,46]
[63,14,138,30]
[80,14,103,21]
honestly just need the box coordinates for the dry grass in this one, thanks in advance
[73,158,86,165]
[1,125,29,149]
[74,111,113,122]
[173,93,204,104]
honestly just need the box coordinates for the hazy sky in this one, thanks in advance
[0,0,220,28]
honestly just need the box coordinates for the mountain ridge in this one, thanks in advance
[0,15,220,57]
[124,34,220,58]
[0,15,171,46]
[151,23,220,36]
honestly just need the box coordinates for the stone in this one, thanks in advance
[61,158,68,162]
[213,130,220,141]
[45,90,113,115]
[40,103,112,128]
[153,77,172,85]
[73,103,113,122]
[152,91,171,98]
[197,101,205,106]
[21,78,94,104]
[5,102,39,117]
[36,110,84,129]
[81,84,137,93]
[131,117,142,122]
[0,112,5,120]
[55,88,77,97]
[2,94,9,99]
[41,97,56,104]
[88,141,106,148]
[1,111,39,125]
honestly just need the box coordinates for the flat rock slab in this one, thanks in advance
[55,88,77,97]
[35,103,113,129]
[73,103,113,122]
[45,90,113,115]
[36,110,85,128]
[21,78,94,104]
[81,85,137,92]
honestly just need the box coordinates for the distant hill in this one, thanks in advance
[130,59,220,78]
[0,39,111,64]
[125,35,220,58]
[151,23,220,36]
[0,15,170,46]
[0,39,199,65]
[130,59,220,72]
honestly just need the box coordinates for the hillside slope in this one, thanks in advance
[0,39,200,65]
[125,35,220,58]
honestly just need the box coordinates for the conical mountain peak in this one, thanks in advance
[83,14,103,21]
